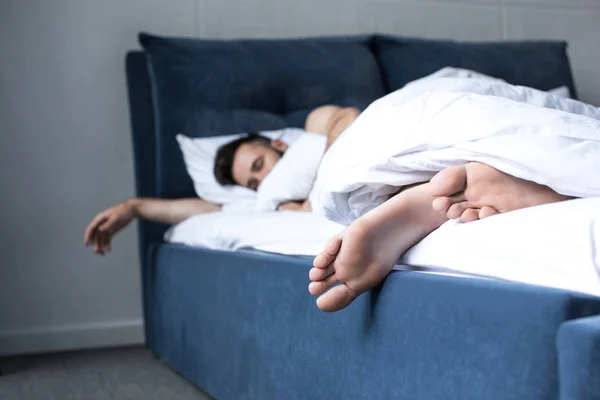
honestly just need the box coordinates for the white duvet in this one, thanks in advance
[310,76,600,225]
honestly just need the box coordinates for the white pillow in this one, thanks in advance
[164,211,344,256]
[417,67,571,98]
[547,85,571,99]
[417,66,503,82]
[176,128,305,205]
[256,133,327,211]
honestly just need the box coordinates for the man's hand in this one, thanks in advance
[84,199,138,255]
[277,201,303,211]
[84,197,221,255]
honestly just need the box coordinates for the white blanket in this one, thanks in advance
[311,78,600,225]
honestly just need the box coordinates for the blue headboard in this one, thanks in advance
[125,33,577,344]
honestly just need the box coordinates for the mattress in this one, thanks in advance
[166,197,600,297]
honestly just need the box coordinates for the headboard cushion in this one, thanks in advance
[139,33,386,198]
[375,36,578,99]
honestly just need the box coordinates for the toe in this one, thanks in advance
[313,235,343,269]
[432,196,452,213]
[479,206,499,219]
[432,194,467,213]
[313,252,335,270]
[447,201,470,219]
[309,265,334,282]
[460,208,480,223]
[308,273,340,296]
[316,283,358,312]
[429,165,468,197]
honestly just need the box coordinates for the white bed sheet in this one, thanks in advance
[166,198,600,296]
[165,211,344,256]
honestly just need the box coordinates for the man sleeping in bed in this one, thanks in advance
[85,76,591,316]
[83,105,361,254]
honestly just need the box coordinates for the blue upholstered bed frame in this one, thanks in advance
[126,33,600,399]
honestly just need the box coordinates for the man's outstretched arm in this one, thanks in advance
[130,198,221,224]
[84,198,221,255]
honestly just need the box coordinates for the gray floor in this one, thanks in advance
[0,346,213,400]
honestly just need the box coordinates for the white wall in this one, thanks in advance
[0,0,196,356]
[0,0,598,356]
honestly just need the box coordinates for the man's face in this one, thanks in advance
[231,141,286,190]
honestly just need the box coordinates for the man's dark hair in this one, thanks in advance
[213,132,271,185]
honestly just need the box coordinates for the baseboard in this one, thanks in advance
[0,319,145,356]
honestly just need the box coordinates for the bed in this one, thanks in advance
[126,33,600,399]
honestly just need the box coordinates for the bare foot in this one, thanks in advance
[308,183,447,312]
[430,162,573,222]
